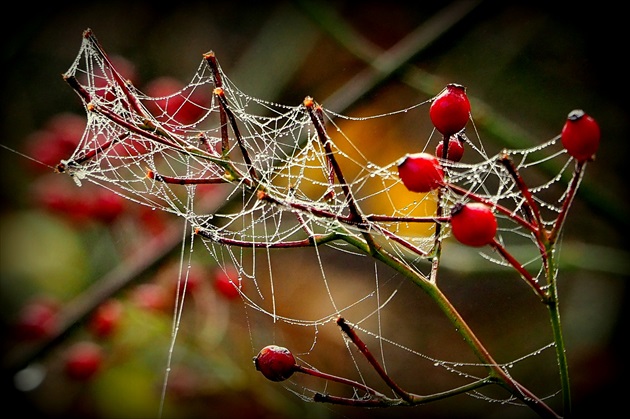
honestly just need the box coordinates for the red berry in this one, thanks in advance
[89,189,126,223]
[63,341,104,381]
[32,176,91,223]
[13,298,59,341]
[136,205,169,237]
[31,177,125,225]
[93,55,138,102]
[213,266,242,300]
[253,345,296,382]
[430,84,471,136]
[436,135,465,162]
[561,109,600,162]
[24,113,85,173]
[144,77,209,126]
[88,299,123,339]
[397,152,444,193]
[450,203,497,247]
[169,264,204,297]
[130,283,170,312]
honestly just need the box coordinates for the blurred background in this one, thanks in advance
[1,1,628,418]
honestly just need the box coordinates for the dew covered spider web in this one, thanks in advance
[56,30,579,413]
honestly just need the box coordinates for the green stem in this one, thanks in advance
[542,162,583,417]
[340,234,560,418]
[544,243,572,417]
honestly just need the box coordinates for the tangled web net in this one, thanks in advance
[57,29,578,409]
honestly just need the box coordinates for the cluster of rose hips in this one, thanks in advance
[397,83,600,248]
[24,56,210,228]
[11,261,243,384]
[23,112,124,225]
[251,84,601,386]
[11,297,114,381]
[12,57,241,387]
[12,263,243,344]
[91,55,209,127]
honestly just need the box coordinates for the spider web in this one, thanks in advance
[56,29,578,413]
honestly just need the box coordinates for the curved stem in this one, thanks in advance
[424,277,560,418]
[214,87,259,182]
[498,152,544,232]
[549,161,585,243]
[295,364,387,398]
[544,241,571,417]
[336,317,412,402]
[542,161,582,417]
[490,239,549,302]
[339,235,560,418]
[304,97,362,222]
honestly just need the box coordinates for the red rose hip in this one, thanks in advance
[253,345,296,382]
[88,299,123,339]
[430,84,471,136]
[144,76,209,125]
[450,202,497,247]
[213,265,242,300]
[397,152,444,193]
[63,341,104,381]
[436,135,465,162]
[561,109,600,162]
[13,298,59,341]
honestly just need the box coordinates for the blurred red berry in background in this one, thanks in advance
[63,341,104,381]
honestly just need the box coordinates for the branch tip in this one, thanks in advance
[303,96,314,108]
[336,316,348,328]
